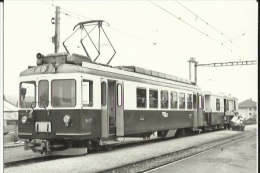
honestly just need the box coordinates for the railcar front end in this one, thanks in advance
[18,70,100,155]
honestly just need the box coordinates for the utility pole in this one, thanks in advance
[187,57,198,81]
[52,6,60,53]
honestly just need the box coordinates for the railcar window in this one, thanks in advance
[137,88,146,108]
[117,84,122,107]
[101,81,107,106]
[179,93,185,109]
[226,99,229,111]
[39,80,49,108]
[20,81,36,108]
[170,91,178,109]
[161,90,168,109]
[187,94,192,109]
[216,98,220,111]
[149,89,158,108]
[51,80,76,107]
[193,94,197,109]
[82,80,93,107]
[201,96,204,109]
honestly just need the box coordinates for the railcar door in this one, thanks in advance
[107,80,116,135]
[193,93,204,128]
[101,79,109,138]
[193,93,198,128]
[197,95,204,126]
[116,81,124,136]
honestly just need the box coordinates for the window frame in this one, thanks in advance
[51,79,77,107]
[149,89,158,109]
[101,81,107,106]
[161,90,169,109]
[82,79,93,107]
[216,98,220,111]
[117,84,122,107]
[38,80,49,108]
[170,91,178,109]
[19,81,36,108]
[136,87,147,108]
[179,92,186,109]
[187,93,193,109]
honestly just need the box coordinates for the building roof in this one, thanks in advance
[4,95,18,107]
[238,99,257,108]
[4,100,18,120]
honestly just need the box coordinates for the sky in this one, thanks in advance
[3,0,258,103]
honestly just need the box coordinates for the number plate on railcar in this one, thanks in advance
[35,122,51,132]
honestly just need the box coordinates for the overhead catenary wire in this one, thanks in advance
[148,0,244,58]
[39,0,219,59]
[175,0,228,38]
[41,1,187,59]
[39,1,249,60]
[174,0,253,59]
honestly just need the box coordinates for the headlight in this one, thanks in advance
[21,116,28,124]
[63,115,71,126]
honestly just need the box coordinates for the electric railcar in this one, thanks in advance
[18,20,238,155]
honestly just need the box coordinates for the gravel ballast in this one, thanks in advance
[4,125,256,173]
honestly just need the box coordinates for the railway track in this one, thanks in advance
[4,156,55,168]
[3,129,205,168]
[3,136,165,168]
[4,128,252,169]
[99,130,256,173]
[143,134,256,173]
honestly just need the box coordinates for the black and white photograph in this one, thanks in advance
[2,0,258,172]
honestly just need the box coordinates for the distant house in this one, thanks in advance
[4,95,18,107]
[3,100,18,125]
[238,98,257,119]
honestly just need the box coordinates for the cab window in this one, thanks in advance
[51,79,76,107]
[39,80,49,108]
[82,80,93,107]
[20,81,36,108]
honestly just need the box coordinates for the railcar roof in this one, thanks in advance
[113,65,192,85]
[20,52,195,85]
[205,91,237,99]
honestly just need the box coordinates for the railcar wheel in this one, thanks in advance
[158,130,169,138]
[186,129,193,136]
[201,127,206,133]
[104,145,113,151]
[227,125,231,130]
